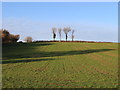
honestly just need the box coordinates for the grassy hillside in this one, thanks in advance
[2,42,118,88]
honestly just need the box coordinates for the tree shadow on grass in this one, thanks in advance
[2,42,54,60]
[2,58,55,64]
[2,42,53,48]
[2,49,115,64]
[36,49,115,57]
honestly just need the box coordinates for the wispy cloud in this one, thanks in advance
[3,17,118,42]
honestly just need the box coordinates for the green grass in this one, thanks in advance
[2,42,118,88]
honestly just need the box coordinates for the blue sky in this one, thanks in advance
[2,2,118,42]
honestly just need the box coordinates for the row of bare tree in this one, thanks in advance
[52,27,75,41]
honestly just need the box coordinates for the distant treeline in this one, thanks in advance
[33,40,112,43]
[0,29,20,43]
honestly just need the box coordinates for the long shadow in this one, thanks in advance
[2,49,115,63]
[32,49,115,57]
[2,42,53,47]
[2,42,53,60]
[2,58,55,64]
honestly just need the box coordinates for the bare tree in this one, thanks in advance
[63,27,71,41]
[58,28,62,41]
[72,30,75,41]
[24,36,33,42]
[52,27,57,41]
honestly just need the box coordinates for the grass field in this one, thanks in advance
[2,42,118,88]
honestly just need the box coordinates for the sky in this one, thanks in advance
[2,2,118,42]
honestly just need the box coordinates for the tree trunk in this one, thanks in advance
[59,35,61,42]
[66,34,67,41]
[72,35,74,42]
[72,36,73,41]
[53,33,56,41]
